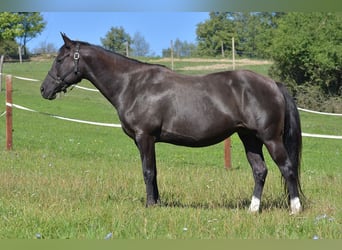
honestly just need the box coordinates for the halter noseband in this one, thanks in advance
[48,43,81,93]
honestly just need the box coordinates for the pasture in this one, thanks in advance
[0,58,341,239]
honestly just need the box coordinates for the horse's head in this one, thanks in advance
[40,33,83,100]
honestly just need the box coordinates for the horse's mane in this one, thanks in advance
[76,40,169,70]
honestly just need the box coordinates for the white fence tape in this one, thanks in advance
[3,72,342,116]
[48,115,121,127]
[73,85,99,92]
[3,102,341,139]
[1,73,341,138]
[1,73,99,91]
[298,107,342,116]
[0,73,40,82]
[6,102,121,128]
[301,133,342,140]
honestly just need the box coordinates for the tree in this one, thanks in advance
[195,12,283,58]
[196,12,235,57]
[229,12,283,58]
[0,12,25,59]
[252,12,285,58]
[162,39,197,58]
[0,12,23,40]
[32,41,57,54]
[174,39,197,57]
[101,26,132,55]
[269,12,342,96]
[161,48,171,58]
[17,12,46,56]
[0,39,18,58]
[131,31,150,57]
[0,12,46,58]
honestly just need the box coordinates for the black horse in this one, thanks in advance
[41,34,303,214]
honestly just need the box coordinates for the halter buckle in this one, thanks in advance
[74,52,80,60]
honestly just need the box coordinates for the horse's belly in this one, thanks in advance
[159,118,236,147]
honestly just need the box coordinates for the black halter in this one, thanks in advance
[48,43,80,93]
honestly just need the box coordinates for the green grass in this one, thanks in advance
[0,59,341,239]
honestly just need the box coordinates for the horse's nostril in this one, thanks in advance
[40,86,44,93]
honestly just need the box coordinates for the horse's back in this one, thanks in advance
[152,69,285,146]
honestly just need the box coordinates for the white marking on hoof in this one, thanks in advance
[290,197,302,215]
[248,196,260,213]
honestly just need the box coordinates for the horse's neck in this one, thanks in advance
[83,48,141,108]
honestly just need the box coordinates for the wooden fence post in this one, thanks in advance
[6,75,13,150]
[224,37,236,170]
[224,138,231,169]
[170,40,174,71]
[0,55,4,92]
[125,42,129,57]
[232,37,235,70]
[18,46,23,64]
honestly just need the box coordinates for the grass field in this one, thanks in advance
[0,58,341,239]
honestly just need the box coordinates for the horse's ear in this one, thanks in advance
[61,32,73,48]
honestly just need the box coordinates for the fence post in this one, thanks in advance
[0,55,4,92]
[224,138,232,169]
[232,37,235,70]
[224,37,236,170]
[18,46,23,64]
[170,40,174,71]
[6,75,13,150]
[125,42,129,57]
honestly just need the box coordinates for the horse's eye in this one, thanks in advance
[56,53,69,63]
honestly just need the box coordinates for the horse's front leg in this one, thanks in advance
[135,133,160,206]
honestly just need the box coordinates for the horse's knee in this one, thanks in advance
[253,166,268,182]
[143,168,156,183]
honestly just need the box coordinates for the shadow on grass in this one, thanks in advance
[159,195,290,212]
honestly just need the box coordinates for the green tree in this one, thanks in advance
[269,12,342,96]
[196,12,235,57]
[233,12,283,58]
[173,38,197,57]
[0,12,45,57]
[0,12,23,40]
[162,39,197,58]
[0,39,18,58]
[254,12,285,58]
[101,26,132,55]
[17,12,46,56]
[0,12,24,58]
[195,12,283,58]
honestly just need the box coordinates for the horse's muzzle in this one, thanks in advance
[40,86,57,100]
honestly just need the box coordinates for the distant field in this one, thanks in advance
[0,58,341,239]
[147,57,272,76]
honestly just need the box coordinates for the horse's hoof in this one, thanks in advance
[146,199,161,207]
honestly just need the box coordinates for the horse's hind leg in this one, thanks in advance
[264,138,302,214]
[238,133,268,213]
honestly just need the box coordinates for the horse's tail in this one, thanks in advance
[276,82,304,198]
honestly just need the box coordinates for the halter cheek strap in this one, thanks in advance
[73,43,80,74]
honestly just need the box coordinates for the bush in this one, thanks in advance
[269,13,342,101]
[0,39,19,59]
